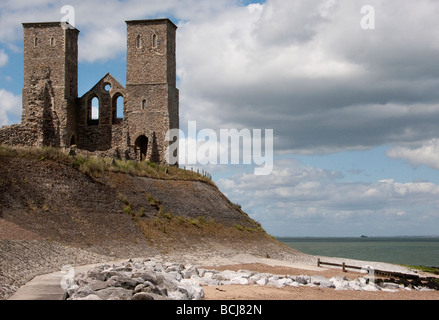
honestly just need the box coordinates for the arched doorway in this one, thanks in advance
[135,135,148,161]
[70,134,77,146]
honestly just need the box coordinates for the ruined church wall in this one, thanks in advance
[22,22,79,147]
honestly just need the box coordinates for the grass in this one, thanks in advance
[0,145,215,185]
[402,265,439,275]
[136,210,269,248]
[1,144,272,248]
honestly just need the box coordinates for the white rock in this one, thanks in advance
[230,277,249,285]
[347,279,363,291]
[296,275,310,285]
[168,290,187,300]
[267,279,284,288]
[311,275,334,288]
[420,287,434,292]
[256,277,268,286]
[362,284,381,292]
[74,294,102,300]
[237,270,254,279]
[212,271,236,281]
[179,279,205,300]
[277,278,295,287]
[330,276,349,290]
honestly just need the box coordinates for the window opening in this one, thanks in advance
[91,97,99,120]
[116,95,124,119]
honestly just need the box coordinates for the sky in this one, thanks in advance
[1,0,439,237]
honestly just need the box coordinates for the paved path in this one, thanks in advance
[8,270,69,300]
[8,261,124,300]
[7,255,324,300]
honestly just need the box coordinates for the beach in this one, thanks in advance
[201,262,439,300]
[2,218,439,301]
[4,247,439,300]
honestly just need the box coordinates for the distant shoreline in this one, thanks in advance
[277,236,439,268]
[277,235,439,239]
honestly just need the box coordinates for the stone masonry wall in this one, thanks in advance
[1,19,178,165]
[22,22,79,148]
[125,19,179,164]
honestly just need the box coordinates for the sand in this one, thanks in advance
[198,255,439,300]
[201,263,439,300]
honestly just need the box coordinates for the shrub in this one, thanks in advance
[123,205,133,216]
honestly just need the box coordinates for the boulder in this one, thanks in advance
[311,275,334,289]
[132,292,154,300]
[296,275,310,285]
[95,287,133,300]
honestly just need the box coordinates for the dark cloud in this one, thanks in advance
[178,0,439,154]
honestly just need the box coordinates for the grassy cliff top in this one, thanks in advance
[0,145,214,185]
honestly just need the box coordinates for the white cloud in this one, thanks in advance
[0,89,21,127]
[177,0,439,154]
[79,27,126,63]
[216,158,439,236]
[2,0,439,237]
[387,139,439,170]
[0,50,8,67]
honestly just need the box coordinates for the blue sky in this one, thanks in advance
[2,0,439,237]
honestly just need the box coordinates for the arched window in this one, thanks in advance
[87,95,100,125]
[136,35,141,48]
[34,37,38,47]
[91,97,99,120]
[50,37,55,46]
[142,99,146,110]
[116,96,124,119]
[152,34,157,48]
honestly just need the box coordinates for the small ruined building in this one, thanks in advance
[0,19,179,164]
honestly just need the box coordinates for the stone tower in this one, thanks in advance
[125,19,179,164]
[22,22,79,147]
[1,19,179,165]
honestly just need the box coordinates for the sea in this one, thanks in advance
[278,237,439,267]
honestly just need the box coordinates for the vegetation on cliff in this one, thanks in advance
[0,145,213,184]
[0,145,279,257]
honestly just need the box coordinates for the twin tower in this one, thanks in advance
[7,19,179,164]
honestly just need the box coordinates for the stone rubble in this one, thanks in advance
[66,258,435,300]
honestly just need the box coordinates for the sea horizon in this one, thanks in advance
[276,235,439,238]
[277,236,439,267]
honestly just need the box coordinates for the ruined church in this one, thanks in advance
[0,19,179,164]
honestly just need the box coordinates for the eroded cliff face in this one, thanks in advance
[0,153,270,258]
[0,149,306,300]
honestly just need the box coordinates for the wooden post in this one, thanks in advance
[342,262,346,272]
[317,258,320,267]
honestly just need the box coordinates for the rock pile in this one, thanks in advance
[66,259,436,300]
[67,259,204,300]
